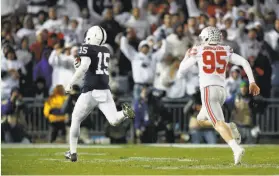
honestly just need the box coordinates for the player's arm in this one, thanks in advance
[176,50,197,79]
[66,56,91,92]
[120,36,137,61]
[229,53,260,96]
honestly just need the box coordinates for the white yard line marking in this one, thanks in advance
[152,164,279,170]
[40,157,197,163]
[146,144,279,148]
[39,158,279,170]
[1,144,123,149]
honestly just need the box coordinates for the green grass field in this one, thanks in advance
[2,144,279,175]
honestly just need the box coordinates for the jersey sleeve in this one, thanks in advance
[177,55,197,79]
[229,53,255,84]
[225,45,234,57]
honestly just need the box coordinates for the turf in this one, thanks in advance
[1,144,279,175]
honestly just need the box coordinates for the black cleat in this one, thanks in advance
[122,103,135,119]
[65,150,77,162]
[70,153,77,162]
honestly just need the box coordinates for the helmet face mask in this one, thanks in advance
[199,27,221,45]
[84,26,107,45]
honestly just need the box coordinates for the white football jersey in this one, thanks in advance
[177,44,255,88]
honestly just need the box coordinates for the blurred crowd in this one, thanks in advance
[1,0,279,144]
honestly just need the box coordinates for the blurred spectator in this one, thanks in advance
[1,47,26,99]
[60,15,70,33]
[166,22,192,59]
[188,90,217,144]
[56,0,80,18]
[185,17,199,44]
[225,66,242,102]
[265,19,279,51]
[10,15,23,34]
[1,0,24,17]
[33,50,53,89]
[100,8,123,50]
[63,19,80,45]
[16,15,36,44]
[87,0,113,23]
[28,77,49,98]
[75,8,94,43]
[265,19,279,97]
[48,43,76,89]
[113,1,131,26]
[43,85,67,143]
[239,28,262,60]
[199,14,208,30]
[153,54,174,92]
[153,13,173,40]
[120,34,167,101]
[126,7,150,40]
[146,2,159,26]
[88,0,112,16]
[16,37,34,94]
[42,7,63,32]
[1,87,25,118]
[116,27,139,92]
[26,0,48,16]
[134,87,156,143]
[34,10,48,30]
[29,29,48,62]
[223,16,238,41]
[208,16,217,27]
[220,29,240,55]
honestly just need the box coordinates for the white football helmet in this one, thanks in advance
[84,26,107,45]
[199,26,221,45]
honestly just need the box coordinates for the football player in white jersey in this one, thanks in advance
[177,26,260,165]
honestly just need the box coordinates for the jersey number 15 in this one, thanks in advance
[96,52,109,75]
[202,51,227,74]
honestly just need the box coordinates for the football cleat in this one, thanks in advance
[234,147,245,165]
[122,103,135,119]
[65,151,77,162]
[230,122,241,144]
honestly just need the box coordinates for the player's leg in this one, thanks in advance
[197,106,213,128]
[198,116,241,143]
[97,90,134,126]
[203,86,244,164]
[68,91,97,160]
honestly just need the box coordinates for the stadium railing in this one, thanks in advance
[21,97,279,141]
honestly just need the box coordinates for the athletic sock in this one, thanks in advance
[70,137,78,154]
[228,139,241,153]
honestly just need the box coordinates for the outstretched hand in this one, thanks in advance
[249,82,260,96]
